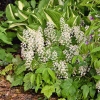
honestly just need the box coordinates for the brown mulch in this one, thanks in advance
[0,76,58,100]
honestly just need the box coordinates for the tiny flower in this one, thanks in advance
[89,16,94,20]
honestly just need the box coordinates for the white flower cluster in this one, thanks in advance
[95,68,100,75]
[78,66,88,76]
[59,18,71,46]
[72,26,87,43]
[53,60,68,79]
[96,80,100,92]
[21,28,44,69]
[40,48,58,62]
[63,45,79,62]
[21,17,87,78]
[44,22,57,46]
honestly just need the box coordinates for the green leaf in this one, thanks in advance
[35,64,46,73]
[94,60,100,68]
[17,1,24,10]
[41,85,55,98]
[58,98,66,100]
[31,14,42,24]
[15,65,26,75]
[23,72,32,83]
[35,74,41,92]
[30,74,35,86]
[24,82,32,91]
[0,33,12,44]
[17,10,28,20]
[89,87,96,98]
[31,0,36,9]
[6,75,13,83]
[12,55,22,65]
[0,11,4,17]
[42,68,50,83]
[0,49,6,60]
[55,80,62,97]
[67,16,81,26]
[47,68,56,80]
[6,4,16,20]
[61,79,73,89]
[72,56,78,64]
[0,26,12,44]
[12,74,24,86]
[91,47,100,53]
[93,75,100,80]
[38,0,49,11]
[23,72,35,91]
[44,9,61,28]
[5,53,13,63]
[9,23,26,28]
[61,79,77,98]
[81,85,89,99]
[0,64,13,75]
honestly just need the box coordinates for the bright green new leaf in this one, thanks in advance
[41,85,55,98]
[93,75,100,80]
[91,47,100,53]
[17,1,24,10]
[6,75,14,83]
[81,85,89,99]
[0,64,13,75]
[72,56,78,64]
[58,98,66,100]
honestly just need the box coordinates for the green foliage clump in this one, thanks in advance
[0,0,100,100]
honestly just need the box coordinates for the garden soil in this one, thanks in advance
[0,76,57,100]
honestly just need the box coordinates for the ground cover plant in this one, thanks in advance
[0,0,100,100]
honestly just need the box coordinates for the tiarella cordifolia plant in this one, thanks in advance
[1,0,100,100]
[21,17,88,79]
